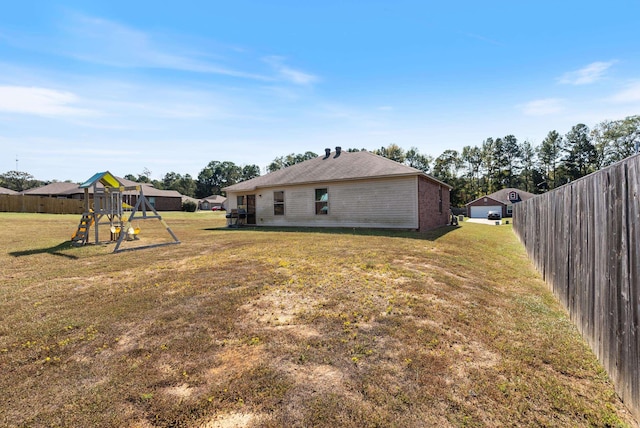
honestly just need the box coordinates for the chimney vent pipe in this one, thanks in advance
[335,146,342,157]
[324,148,331,159]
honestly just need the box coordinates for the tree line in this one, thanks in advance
[363,115,638,206]
[2,115,637,206]
[433,115,640,205]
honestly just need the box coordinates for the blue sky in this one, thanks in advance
[1,1,639,183]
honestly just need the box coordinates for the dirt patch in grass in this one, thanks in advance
[0,212,636,427]
[200,411,263,428]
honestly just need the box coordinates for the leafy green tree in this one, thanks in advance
[405,147,432,172]
[518,140,537,193]
[175,174,197,197]
[564,123,597,181]
[480,138,500,194]
[460,145,483,201]
[374,143,405,163]
[162,172,196,197]
[122,171,151,183]
[432,150,464,206]
[162,172,180,189]
[137,168,152,183]
[149,179,164,189]
[241,164,261,181]
[500,135,521,187]
[432,150,461,182]
[267,158,286,172]
[592,115,640,167]
[0,170,39,191]
[537,130,563,190]
[196,161,241,198]
[267,152,317,172]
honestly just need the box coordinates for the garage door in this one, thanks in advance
[470,205,501,218]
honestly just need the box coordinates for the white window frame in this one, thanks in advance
[315,188,328,215]
[274,191,285,215]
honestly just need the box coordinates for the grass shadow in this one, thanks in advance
[9,241,79,259]
[203,224,460,241]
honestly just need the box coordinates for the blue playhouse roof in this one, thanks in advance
[79,171,122,189]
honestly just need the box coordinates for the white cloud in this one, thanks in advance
[608,81,640,103]
[519,98,565,116]
[3,13,315,85]
[0,86,97,116]
[59,14,271,80]
[263,56,319,85]
[558,61,615,85]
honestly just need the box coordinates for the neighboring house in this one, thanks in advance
[465,188,535,218]
[200,195,227,210]
[21,182,80,197]
[0,186,19,195]
[23,176,183,211]
[124,185,183,211]
[223,147,452,231]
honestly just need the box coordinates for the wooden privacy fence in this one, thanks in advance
[0,195,84,214]
[513,154,640,420]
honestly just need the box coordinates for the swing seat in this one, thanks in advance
[126,226,141,240]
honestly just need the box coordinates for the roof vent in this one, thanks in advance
[334,146,342,158]
[324,148,331,159]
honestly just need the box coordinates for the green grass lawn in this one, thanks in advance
[0,212,635,427]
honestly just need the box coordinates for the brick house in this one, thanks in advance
[224,148,452,231]
[465,188,535,218]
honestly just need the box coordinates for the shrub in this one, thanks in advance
[182,201,197,212]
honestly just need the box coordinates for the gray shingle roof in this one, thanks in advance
[202,195,227,203]
[224,150,451,192]
[0,186,19,195]
[21,177,181,198]
[22,182,81,195]
[465,187,536,206]
[135,186,182,197]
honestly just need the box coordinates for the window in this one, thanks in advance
[236,195,247,211]
[274,191,285,215]
[508,191,518,201]
[507,205,513,215]
[438,187,443,213]
[315,188,328,215]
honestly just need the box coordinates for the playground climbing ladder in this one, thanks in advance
[71,212,93,247]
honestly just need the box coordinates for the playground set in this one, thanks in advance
[71,171,180,253]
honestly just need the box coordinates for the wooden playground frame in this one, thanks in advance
[71,172,180,253]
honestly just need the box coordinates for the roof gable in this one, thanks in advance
[465,187,536,206]
[224,150,451,192]
[79,171,122,189]
[203,195,227,203]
